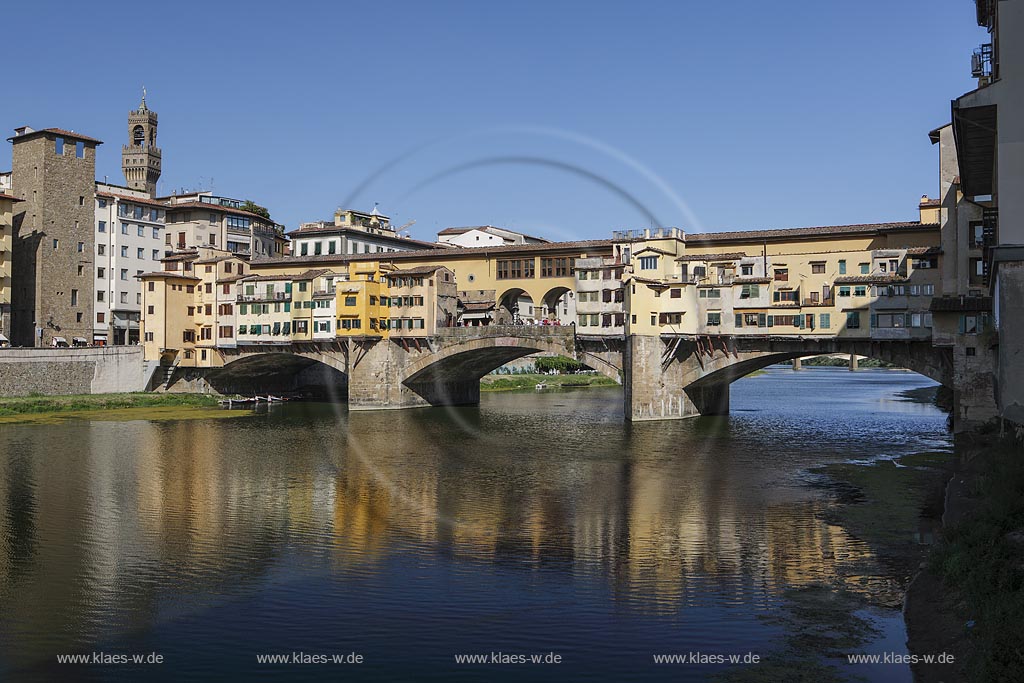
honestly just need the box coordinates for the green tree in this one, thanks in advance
[241,200,271,220]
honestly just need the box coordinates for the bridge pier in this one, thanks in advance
[624,335,726,421]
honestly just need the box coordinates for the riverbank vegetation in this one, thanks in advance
[0,392,219,417]
[480,373,618,392]
[929,435,1024,682]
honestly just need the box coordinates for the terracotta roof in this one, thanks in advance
[918,198,941,208]
[136,271,200,281]
[388,265,451,276]
[0,193,23,203]
[906,246,942,256]
[631,276,670,287]
[292,268,334,281]
[459,301,495,312]
[193,255,233,265]
[686,221,937,243]
[95,191,167,209]
[161,250,199,262]
[238,273,297,283]
[217,275,247,283]
[633,246,676,257]
[930,296,992,312]
[733,277,772,284]
[250,239,615,269]
[675,252,747,262]
[8,127,103,144]
[833,274,910,284]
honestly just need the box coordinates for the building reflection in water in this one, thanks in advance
[0,388,933,670]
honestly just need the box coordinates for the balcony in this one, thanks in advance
[237,292,290,303]
[802,298,835,307]
[971,43,993,81]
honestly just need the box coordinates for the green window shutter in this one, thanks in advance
[767,316,774,328]
[839,260,846,274]
[283,322,291,334]
[958,315,966,334]
[870,314,877,328]
[284,302,291,312]
[751,284,759,297]
[238,325,246,334]
[773,291,780,302]
[735,313,743,327]
[799,316,806,329]
[758,313,766,327]
[240,304,247,314]
[285,283,292,293]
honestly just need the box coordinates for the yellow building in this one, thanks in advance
[618,222,940,340]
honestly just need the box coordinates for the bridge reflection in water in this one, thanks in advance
[0,369,950,678]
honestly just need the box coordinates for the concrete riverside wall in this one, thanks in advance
[0,347,145,396]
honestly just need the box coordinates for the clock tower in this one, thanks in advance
[122,88,162,197]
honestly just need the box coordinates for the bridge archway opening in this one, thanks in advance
[541,286,574,325]
[497,288,536,325]
[207,352,348,398]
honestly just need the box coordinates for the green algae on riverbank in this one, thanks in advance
[0,393,250,424]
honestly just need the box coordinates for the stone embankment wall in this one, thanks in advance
[0,347,144,396]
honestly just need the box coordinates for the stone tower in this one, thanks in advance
[8,126,101,347]
[122,89,161,197]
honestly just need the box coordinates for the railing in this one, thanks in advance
[972,43,993,79]
[436,324,574,338]
[802,298,835,307]
[236,292,289,302]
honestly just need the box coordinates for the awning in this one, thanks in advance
[52,337,67,344]
[0,334,7,342]
[73,337,87,343]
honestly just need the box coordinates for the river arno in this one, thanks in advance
[0,367,951,682]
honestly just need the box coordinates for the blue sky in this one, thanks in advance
[4,1,986,242]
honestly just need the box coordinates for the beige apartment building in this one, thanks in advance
[0,191,21,341]
[614,222,940,340]
[161,192,287,258]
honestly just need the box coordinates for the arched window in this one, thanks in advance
[133,125,145,147]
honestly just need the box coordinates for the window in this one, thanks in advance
[76,141,85,158]
[98,244,105,256]
[741,264,753,276]
[52,238,59,250]
[98,221,106,233]
[811,263,825,274]
[698,288,721,298]
[739,284,759,299]
[966,347,977,357]
[97,290,104,302]
[496,258,536,279]
[148,282,154,292]
[120,292,128,304]
[121,246,128,257]
[670,288,681,299]
[854,286,866,297]
[846,312,861,329]
[838,260,846,275]
[859,263,869,274]
[838,286,851,297]
[819,313,830,329]
[774,268,788,282]
[153,249,159,260]
[706,312,721,326]
[345,296,357,306]
[120,269,128,281]
[122,223,129,235]
[96,312,104,323]
[137,248,145,259]
[639,256,658,270]
[55,137,64,155]
[69,289,79,306]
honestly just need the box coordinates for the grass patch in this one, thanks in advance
[480,373,618,392]
[929,438,1024,682]
[0,392,219,417]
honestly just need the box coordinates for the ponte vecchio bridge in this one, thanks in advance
[144,218,984,426]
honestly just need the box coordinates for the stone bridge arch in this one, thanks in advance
[176,346,349,396]
[626,335,954,422]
